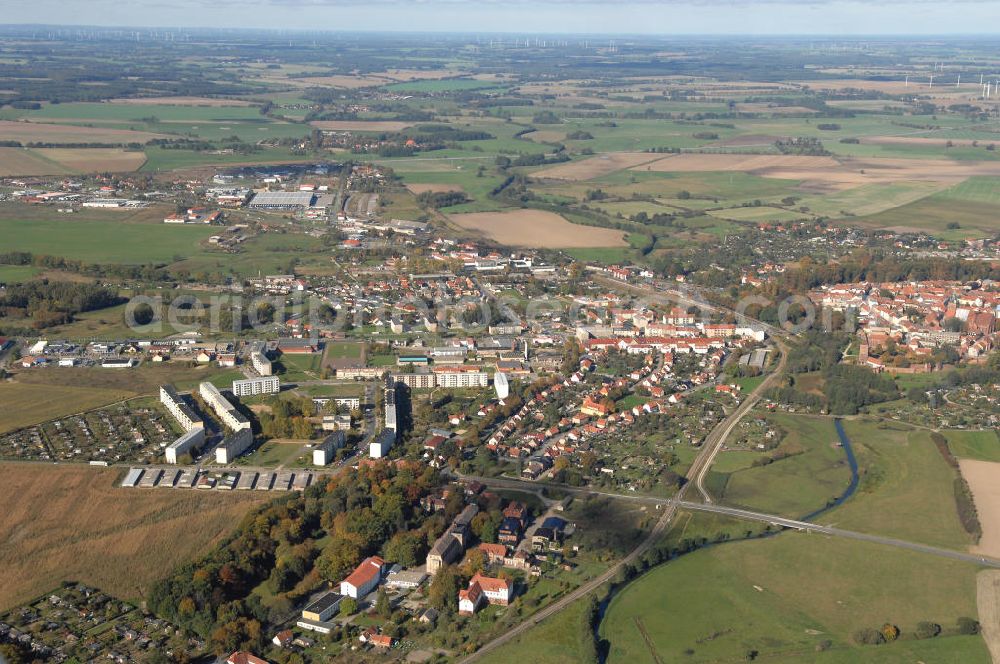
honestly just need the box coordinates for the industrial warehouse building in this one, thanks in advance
[248,191,316,209]
[232,375,280,397]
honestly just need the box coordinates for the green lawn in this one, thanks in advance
[477,597,595,664]
[275,353,323,381]
[324,341,365,360]
[718,413,852,518]
[946,430,1000,463]
[0,216,215,264]
[823,420,972,550]
[600,532,988,664]
[563,247,632,264]
[233,440,307,468]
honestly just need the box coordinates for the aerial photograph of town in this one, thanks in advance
[3,0,1000,662]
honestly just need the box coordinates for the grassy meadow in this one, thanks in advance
[600,533,988,664]
[0,464,266,611]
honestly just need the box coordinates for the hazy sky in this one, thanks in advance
[7,0,1000,34]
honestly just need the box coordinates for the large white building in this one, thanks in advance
[199,382,251,432]
[432,366,490,389]
[165,428,206,464]
[215,428,254,464]
[159,385,203,432]
[232,376,280,397]
[393,372,436,390]
[384,376,397,432]
[251,351,273,376]
[340,556,385,599]
[370,429,395,459]
[313,431,345,466]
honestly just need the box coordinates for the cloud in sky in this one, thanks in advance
[8,0,1000,33]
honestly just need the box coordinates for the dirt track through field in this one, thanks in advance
[978,569,1000,664]
[448,209,628,248]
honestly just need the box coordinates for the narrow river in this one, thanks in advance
[595,418,860,662]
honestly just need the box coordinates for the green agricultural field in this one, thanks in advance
[394,167,511,213]
[823,420,972,550]
[600,533,988,664]
[946,430,1000,463]
[1,102,266,123]
[716,413,851,517]
[707,205,811,223]
[937,176,1000,205]
[563,247,632,264]
[0,264,41,283]
[141,146,309,172]
[856,196,999,239]
[796,181,946,218]
[383,79,502,93]
[0,216,215,264]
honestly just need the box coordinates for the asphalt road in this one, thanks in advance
[458,312,785,662]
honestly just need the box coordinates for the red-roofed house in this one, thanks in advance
[459,573,513,614]
[227,653,269,664]
[341,555,386,599]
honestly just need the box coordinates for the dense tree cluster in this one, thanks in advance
[0,280,122,329]
[148,462,443,654]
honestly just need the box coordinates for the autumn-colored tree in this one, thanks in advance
[461,549,486,577]
[881,623,900,642]
[428,565,460,611]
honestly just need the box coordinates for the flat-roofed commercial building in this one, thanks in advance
[232,375,280,397]
[248,191,316,209]
[302,592,343,622]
